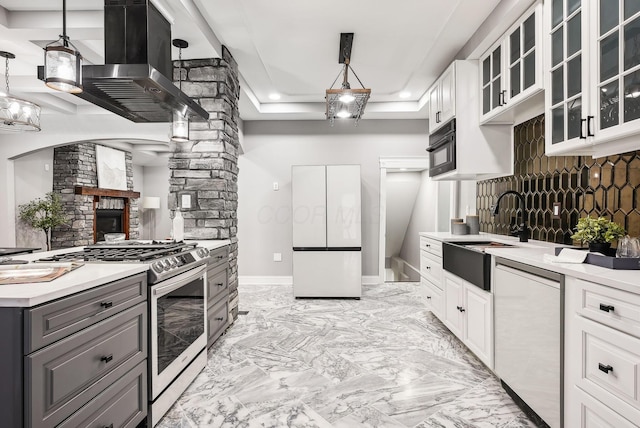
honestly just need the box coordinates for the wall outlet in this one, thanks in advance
[181,194,191,209]
[552,202,561,218]
[272,182,279,191]
[273,252,282,262]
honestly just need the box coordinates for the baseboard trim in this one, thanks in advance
[239,275,381,286]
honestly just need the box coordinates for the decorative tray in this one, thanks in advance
[0,263,84,285]
[554,248,640,270]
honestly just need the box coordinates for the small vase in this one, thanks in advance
[588,242,611,254]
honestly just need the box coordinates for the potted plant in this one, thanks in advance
[571,216,626,254]
[18,192,67,251]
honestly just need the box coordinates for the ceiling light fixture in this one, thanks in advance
[44,0,83,94]
[326,33,370,126]
[0,51,41,132]
[170,39,190,143]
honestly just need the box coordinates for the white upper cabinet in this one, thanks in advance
[545,0,640,156]
[428,63,456,134]
[480,2,544,124]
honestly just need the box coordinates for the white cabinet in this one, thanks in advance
[480,2,544,124]
[419,235,443,320]
[428,63,455,134]
[442,271,493,368]
[565,277,640,427]
[546,0,640,157]
[428,60,513,180]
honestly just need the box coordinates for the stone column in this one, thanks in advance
[170,46,240,297]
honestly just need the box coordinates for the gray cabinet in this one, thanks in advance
[0,272,147,428]
[206,246,230,347]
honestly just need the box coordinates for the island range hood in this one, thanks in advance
[64,0,209,123]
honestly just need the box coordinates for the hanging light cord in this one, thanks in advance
[61,0,69,46]
[4,56,10,93]
[178,46,183,91]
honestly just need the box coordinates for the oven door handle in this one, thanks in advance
[426,134,454,152]
[152,263,207,296]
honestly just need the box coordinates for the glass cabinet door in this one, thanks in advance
[481,44,504,117]
[593,0,640,139]
[548,0,589,147]
[509,11,538,100]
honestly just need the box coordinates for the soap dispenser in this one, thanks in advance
[172,208,184,242]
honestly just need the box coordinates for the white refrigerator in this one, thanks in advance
[292,165,362,298]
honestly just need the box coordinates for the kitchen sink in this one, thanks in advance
[442,241,514,290]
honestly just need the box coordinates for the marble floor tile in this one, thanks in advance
[157,282,538,427]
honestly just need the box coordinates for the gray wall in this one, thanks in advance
[238,119,428,278]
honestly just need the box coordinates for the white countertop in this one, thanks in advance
[421,231,639,294]
[0,240,231,308]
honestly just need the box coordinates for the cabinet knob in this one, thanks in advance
[598,363,613,374]
[425,244,431,248]
[599,304,615,313]
[426,266,431,270]
[100,354,113,363]
[100,301,113,309]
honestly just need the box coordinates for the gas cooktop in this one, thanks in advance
[35,241,211,284]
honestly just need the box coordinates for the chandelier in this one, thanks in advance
[0,51,41,132]
[44,0,83,94]
[325,33,370,125]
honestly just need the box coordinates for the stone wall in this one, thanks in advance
[52,143,139,249]
[170,46,240,302]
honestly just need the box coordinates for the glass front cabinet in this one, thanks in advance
[546,0,640,156]
[480,2,543,124]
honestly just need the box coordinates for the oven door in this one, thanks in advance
[149,263,207,399]
[427,119,456,177]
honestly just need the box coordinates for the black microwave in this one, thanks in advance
[426,118,456,177]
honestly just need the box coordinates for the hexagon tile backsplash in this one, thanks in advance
[476,114,640,244]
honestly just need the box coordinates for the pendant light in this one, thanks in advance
[44,0,83,94]
[170,39,190,143]
[0,51,41,132]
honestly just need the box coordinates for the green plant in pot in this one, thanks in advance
[18,192,67,251]
[571,216,625,254]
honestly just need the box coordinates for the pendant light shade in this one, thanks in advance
[170,39,190,142]
[171,110,190,142]
[0,51,41,132]
[44,0,83,94]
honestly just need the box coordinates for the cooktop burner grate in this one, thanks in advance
[37,241,197,263]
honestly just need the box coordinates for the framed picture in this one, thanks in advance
[96,145,127,190]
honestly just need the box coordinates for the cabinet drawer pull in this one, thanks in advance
[456,305,465,312]
[214,317,225,321]
[103,424,113,428]
[100,301,113,309]
[217,255,224,260]
[580,118,587,139]
[598,363,613,374]
[426,296,432,300]
[100,354,113,363]
[216,282,224,287]
[425,243,431,248]
[425,266,431,270]
[587,115,595,137]
[599,304,615,313]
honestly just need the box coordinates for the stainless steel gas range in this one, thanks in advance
[37,241,211,426]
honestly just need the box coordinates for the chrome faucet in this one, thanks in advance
[491,190,529,242]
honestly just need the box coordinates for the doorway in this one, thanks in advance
[378,157,455,283]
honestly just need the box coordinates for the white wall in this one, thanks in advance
[400,170,436,269]
[238,119,428,278]
[385,171,421,258]
[141,165,171,239]
[13,148,54,250]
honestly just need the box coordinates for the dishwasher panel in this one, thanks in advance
[494,259,563,428]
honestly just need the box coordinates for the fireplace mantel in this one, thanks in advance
[74,186,140,199]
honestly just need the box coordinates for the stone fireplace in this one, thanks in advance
[52,143,139,249]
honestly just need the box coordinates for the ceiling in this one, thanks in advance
[0,0,529,163]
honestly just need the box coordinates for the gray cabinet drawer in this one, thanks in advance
[57,361,147,428]
[207,298,229,347]
[208,246,229,270]
[26,273,146,353]
[25,303,147,428]
[207,264,228,307]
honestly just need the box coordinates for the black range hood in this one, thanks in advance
[57,0,209,123]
